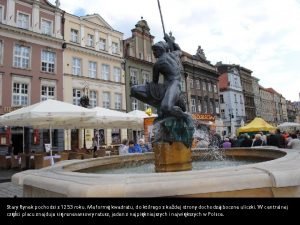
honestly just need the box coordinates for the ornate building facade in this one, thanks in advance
[63,12,126,149]
[0,0,64,153]
[123,18,155,142]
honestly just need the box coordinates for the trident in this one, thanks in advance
[157,0,166,36]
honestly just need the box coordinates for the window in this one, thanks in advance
[89,90,97,108]
[111,128,121,144]
[112,42,119,54]
[72,58,81,76]
[99,38,106,51]
[13,44,30,69]
[0,40,3,65]
[213,84,218,93]
[113,67,121,82]
[41,19,52,35]
[202,81,206,91]
[195,80,200,89]
[103,92,110,108]
[43,130,58,147]
[139,52,144,60]
[130,68,138,85]
[197,99,202,112]
[17,12,29,29]
[88,61,97,78]
[208,83,212,92]
[12,82,28,106]
[209,101,214,113]
[221,109,225,119]
[240,95,243,104]
[181,80,186,92]
[41,86,55,101]
[203,101,207,113]
[0,6,3,23]
[234,94,237,103]
[96,129,105,145]
[73,89,81,106]
[115,93,122,110]
[190,79,194,88]
[142,71,150,84]
[191,98,196,113]
[215,100,220,114]
[87,34,94,47]
[41,50,55,73]
[71,29,79,43]
[132,98,138,110]
[234,76,238,87]
[101,64,110,80]
[220,94,224,104]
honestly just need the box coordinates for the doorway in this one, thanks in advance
[71,129,79,150]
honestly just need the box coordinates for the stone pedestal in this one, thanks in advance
[153,142,192,172]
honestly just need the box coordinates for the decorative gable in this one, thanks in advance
[81,14,113,30]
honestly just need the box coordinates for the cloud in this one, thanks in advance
[49,0,300,101]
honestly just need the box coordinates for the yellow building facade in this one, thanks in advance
[63,13,127,150]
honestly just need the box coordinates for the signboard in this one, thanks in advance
[192,113,215,122]
[3,106,22,113]
[44,143,52,153]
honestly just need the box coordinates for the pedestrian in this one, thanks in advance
[92,137,98,153]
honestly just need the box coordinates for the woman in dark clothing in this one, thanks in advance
[240,135,253,147]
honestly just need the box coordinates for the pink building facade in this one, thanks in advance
[0,0,64,153]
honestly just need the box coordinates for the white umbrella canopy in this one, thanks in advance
[79,107,144,129]
[0,99,96,152]
[0,99,96,127]
[33,107,144,129]
[278,122,300,128]
[277,122,300,132]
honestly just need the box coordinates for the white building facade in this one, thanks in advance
[218,66,246,137]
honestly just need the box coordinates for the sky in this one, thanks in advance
[49,0,300,102]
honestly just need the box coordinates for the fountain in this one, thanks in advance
[10,2,300,198]
[11,119,300,197]
[11,147,300,197]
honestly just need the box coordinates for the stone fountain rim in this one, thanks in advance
[12,147,300,197]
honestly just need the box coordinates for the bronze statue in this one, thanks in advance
[130,33,194,147]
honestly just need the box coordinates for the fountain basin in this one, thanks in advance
[12,147,300,197]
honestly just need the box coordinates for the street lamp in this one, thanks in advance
[80,83,89,149]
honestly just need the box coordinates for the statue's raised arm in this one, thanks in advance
[164,32,181,52]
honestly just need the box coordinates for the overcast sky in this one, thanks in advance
[50,0,300,102]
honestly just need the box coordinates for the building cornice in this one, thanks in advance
[64,73,125,86]
[0,24,64,46]
[65,43,124,63]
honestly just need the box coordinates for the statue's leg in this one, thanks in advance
[130,85,148,99]
[131,85,160,108]
[160,83,180,116]
[160,85,193,129]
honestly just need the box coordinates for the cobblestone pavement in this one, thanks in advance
[0,169,23,197]
[0,182,23,197]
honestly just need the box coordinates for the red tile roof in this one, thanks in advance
[218,73,229,90]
